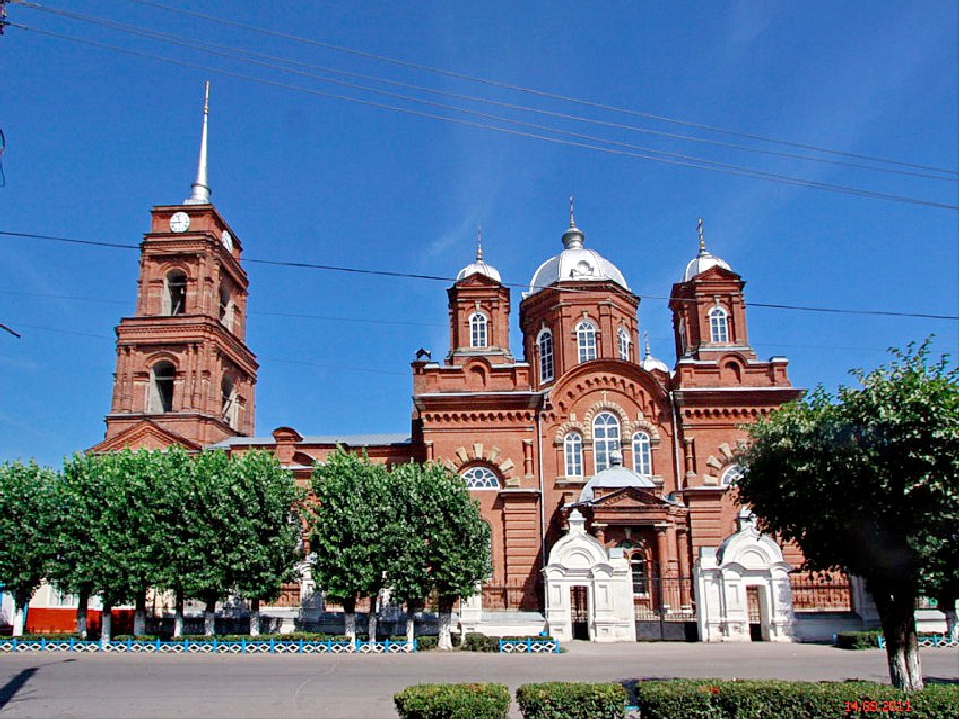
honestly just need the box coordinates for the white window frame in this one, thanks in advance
[461,466,500,489]
[709,306,729,343]
[632,431,652,476]
[593,412,621,473]
[469,311,488,348]
[617,327,630,361]
[576,320,597,363]
[720,465,744,487]
[537,329,554,383]
[563,432,583,477]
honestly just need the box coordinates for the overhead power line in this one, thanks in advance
[2,230,956,320]
[14,1,955,183]
[7,22,956,210]
[115,0,954,176]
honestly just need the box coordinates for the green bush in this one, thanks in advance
[416,636,438,651]
[461,632,499,652]
[836,630,883,650]
[632,679,959,718]
[214,633,351,642]
[113,635,159,641]
[17,634,82,641]
[395,683,510,719]
[517,682,627,718]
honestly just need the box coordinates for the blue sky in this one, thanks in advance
[0,0,956,467]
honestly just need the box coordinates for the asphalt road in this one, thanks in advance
[0,643,957,718]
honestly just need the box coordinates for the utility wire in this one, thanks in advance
[2,230,956,320]
[115,0,956,176]
[15,1,954,183]
[7,23,956,211]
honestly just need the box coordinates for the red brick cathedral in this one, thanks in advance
[93,97,876,643]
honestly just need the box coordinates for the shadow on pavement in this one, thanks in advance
[0,668,37,710]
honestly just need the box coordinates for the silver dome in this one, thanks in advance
[456,260,501,283]
[578,453,655,502]
[528,220,628,294]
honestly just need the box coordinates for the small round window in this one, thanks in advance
[461,466,500,489]
[720,465,745,487]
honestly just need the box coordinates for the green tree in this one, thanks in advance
[227,450,304,636]
[310,448,390,641]
[738,341,958,690]
[0,461,59,636]
[411,462,491,650]
[60,449,173,641]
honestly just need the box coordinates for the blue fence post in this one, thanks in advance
[212,637,218,653]
[325,640,331,653]
[241,637,246,654]
[269,638,275,654]
[527,638,532,653]
[384,639,390,653]
[155,638,160,652]
[412,638,417,653]
[40,638,46,651]
[12,639,17,653]
[498,639,503,653]
[98,638,103,653]
[184,638,188,652]
[126,639,132,652]
[70,637,75,652]
[299,639,304,654]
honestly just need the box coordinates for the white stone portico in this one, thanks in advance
[694,508,794,642]
[543,510,635,642]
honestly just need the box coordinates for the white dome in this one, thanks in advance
[683,247,731,281]
[639,332,669,373]
[527,222,628,294]
[456,259,501,283]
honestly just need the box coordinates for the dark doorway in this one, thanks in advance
[747,586,763,641]
[570,586,589,640]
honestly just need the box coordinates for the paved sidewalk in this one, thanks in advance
[1,642,956,718]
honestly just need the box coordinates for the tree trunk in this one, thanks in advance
[406,604,415,649]
[76,587,89,639]
[943,608,958,644]
[133,588,147,637]
[12,590,29,637]
[204,592,217,637]
[249,598,260,637]
[873,583,923,691]
[368,608,378,648]
[173,588,184,638]
[343,597,356,641]
[101,599,113,643]
[437,595,455,651]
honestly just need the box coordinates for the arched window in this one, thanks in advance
[537,329,554,383]
[221,375,237,427]
[593,412,621,473]
[563,432,583,477]
[632,431,652,476]
[720,465,745,487]
[469,312,488,348]
[709,306,729,343]
[617,327,630,361]
[631,554,650,596]
[164,271,187,315]
[219,284,233,331]
[461,466,500,489]
[576,320,597,363]
[150,361,175,413]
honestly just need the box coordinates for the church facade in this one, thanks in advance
[86,99,879,643]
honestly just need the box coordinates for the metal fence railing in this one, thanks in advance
[789,573,852,612]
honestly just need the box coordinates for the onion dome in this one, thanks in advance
[639,331,669,373]
[456,226,502,282]
[578,451,655,502]
[683,217,731,281]
[528,199,628,294]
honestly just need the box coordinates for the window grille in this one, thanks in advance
[461,466,499,489]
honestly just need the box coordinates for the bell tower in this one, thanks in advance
[96,82,257,451]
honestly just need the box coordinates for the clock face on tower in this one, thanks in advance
[221,230,234,251]
[170,212,190,233]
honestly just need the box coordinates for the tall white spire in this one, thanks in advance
[183,80,211,205]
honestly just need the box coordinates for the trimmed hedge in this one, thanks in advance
[113,635,160,641]
[16,634,82,641]
[517,682,627,718]
[462,632,500,652]
[836,630,882,650]
[632,679,959,718]
[395,683,510,718]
